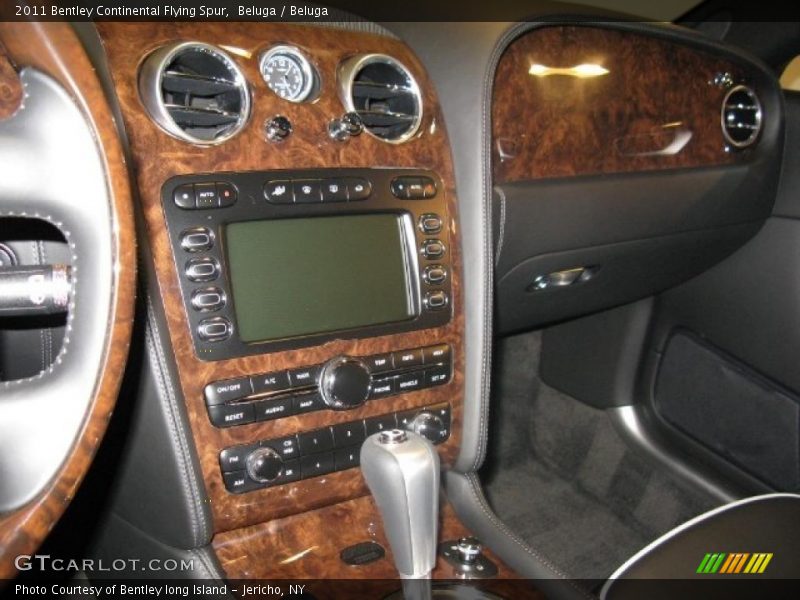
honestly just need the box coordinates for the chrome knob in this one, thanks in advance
[319,356,371,410]
[245,447,284,483]
[456,537,482,565]
[410,412,446,444]
[328,112,363,141]
[264,115,292,142]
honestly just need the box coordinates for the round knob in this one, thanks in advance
[264,115,292,143]
[456,537,482,565]
[319,356,371,410]
[410,412,446,443]
[245,447,284,483]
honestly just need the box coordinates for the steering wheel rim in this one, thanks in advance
[0,21,135,577]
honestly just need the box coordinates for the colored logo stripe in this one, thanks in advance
[698,553,773,574]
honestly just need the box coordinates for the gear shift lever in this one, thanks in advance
[361,429,440,600]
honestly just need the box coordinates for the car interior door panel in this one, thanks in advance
[2,5,800,599]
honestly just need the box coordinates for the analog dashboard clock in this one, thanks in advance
[259,45,317,103]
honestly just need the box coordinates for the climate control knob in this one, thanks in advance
[410,412,447,444]
[319,356,372,410]
[245,447,284,483]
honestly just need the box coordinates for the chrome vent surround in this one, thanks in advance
[721,84,762,149]
[339,54,422,144]
[138,42,251,145]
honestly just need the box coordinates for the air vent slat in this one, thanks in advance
[139,42,250,145]
[341,54,422,144]
[721,85,762,149]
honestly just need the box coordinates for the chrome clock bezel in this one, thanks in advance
[259,45,316,103]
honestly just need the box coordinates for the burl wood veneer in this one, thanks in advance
[493,25,749,182]
[214,496,537,598]
[95,22,464,533]
[0,23,136,578]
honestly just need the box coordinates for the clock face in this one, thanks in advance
[260,48,314,103]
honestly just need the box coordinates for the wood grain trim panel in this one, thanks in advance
[95,22,464,533]
[492,25,747,182]
[0,46,22,119]
[214,496,533,596]
[0,22,136,579]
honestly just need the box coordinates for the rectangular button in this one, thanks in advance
[251,371,290,395]
[343,177,371,200]
[262,435,301,460]
[365,353,393,373]
[264,180,293,203]
[173,183,196,209]
[217,182,237,207]
[321,179,348,202]
[254,397,295,421]
[406,178,426,199]
[279,459,301,484]
[428,403,452,438]
[394,348,423,369]
[425,365,451,387]
[396,409,419,430]
[219,443,258,473]
[288,365,321,388]
[293,180,322,203]
[421,177,437,199]
[208,403,254,428]
[204,377,252,406]
[370,376,396,399]
[293,391,325,414]
[301,452,335,478]
[195,182,218,208]
[423,344,451,365]
[222,470,261,494]
[397,371,424,393]
[334,447,360,471]
[331,421,366,448]
[365,414,397,436]
[298,428,334,455]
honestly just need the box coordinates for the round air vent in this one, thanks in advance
[139,42,251,145]
[338,54,422,144]
[721,84,762,149]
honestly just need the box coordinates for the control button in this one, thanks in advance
[411,411,448,444]
[334,447,360,471]
[425,365,451,387]
[254,396,295,421]
[419,213,443,234]
[190,287,226,312]
[319,356,372,410]
[421,177,437,199]
[321,179,348,202]
[424,291,449,311]
[180,227,214,252]
[365,413,397,436]
[281,459,301,483]
[331,421,366,448]
[298,428,335,455]
[197,317,232,342]
[251,371,291,395]
[246,447,284,483]
[219,443,259,473]
[428,403,452,432]
[421,239,445,260]
[173,183,196,209]
[262,435,301,460]
[406,178,426,199]
[223,470,261,494]
[393,348,423,369]
[423,265,447,285]
[207,403,254,428]
[185,257,220,283]
[390,176,414,199]
[264,180,293,204]
[288,365,321,388]
[204,377,252,406]
[396,409,419,430]
[195,182,218,209]
[369,377,396,399]
[293,179,322,203]
[423,344,451,365]
[301,452,335,478]
[293,391,325,414]
[397,371,424,393]
[365,353,393,373]
[343,177,372,201]
[217,182,237,207]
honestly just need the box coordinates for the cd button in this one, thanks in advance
[293,179,323,203]
[262,435,301,460]
[264,180,293,203]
